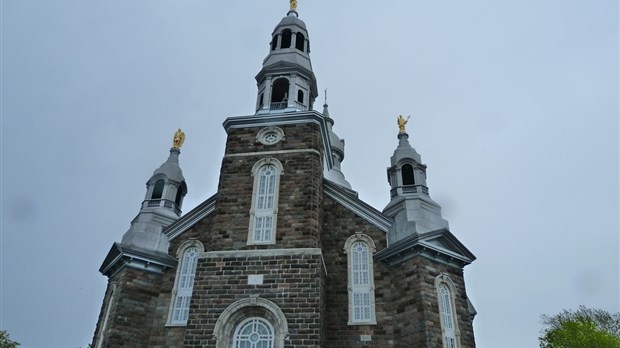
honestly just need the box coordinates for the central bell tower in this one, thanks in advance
[181,2,332,346]
[255,3,318,115]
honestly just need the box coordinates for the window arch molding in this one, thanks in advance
[213,297,289,348]
[435,274,461,348]
[248,158,283,245]
[166,239,204,326]
[344,233,377,325]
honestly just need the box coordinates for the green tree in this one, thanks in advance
[0,330,20,348]
[540,306,620,348]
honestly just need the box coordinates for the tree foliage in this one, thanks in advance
[540,306,620,348]
[0,330,20,348]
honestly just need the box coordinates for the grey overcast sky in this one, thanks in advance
[1,1,618,347]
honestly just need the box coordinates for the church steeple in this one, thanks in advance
[255,1,318,115]
[383,117,448,243]
[120,129,188,254]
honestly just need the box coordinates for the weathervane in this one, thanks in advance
[397,115,411,134]
[172,128,185,149]
[290,0,298,11]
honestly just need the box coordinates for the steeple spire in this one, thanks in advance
[383,116,448,243]
[120,130,188,253]
[254,0,317,115]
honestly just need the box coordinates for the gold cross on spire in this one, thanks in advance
[290,0,298,11]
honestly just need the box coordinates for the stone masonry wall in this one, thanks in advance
[208,123,324,251]
[183,252,324,347]
[389,256,475,348]
[321,196,393,347]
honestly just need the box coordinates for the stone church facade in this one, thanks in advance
[92,3,477,347]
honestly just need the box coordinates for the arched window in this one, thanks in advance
[295,32,305,51]
[168,241,203,325]
[175,181,187,208]
[436,274,461,348]
[270,78,289,110]
[233,317,274,348]
[280,30,292,48]
[151,179,165,199]
[401,163,415,185]
[297,90,304,104]
[248,158,283,245]
[344,233,377,325]
[270,35,278,51]
[213,297,289,348]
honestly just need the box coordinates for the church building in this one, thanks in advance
[92,2,477,347]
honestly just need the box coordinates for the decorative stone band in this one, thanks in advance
[222,111,334,169]
[202,248,327,275]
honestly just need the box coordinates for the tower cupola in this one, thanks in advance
[383,116,448,243]
[255,0,318,115]
[120,129,188,253]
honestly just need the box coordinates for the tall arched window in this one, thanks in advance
[280,30,292,48]
[175,181,187,208]
[344,233,377,325]
[297,90,304,104]
[401,163,415,185]
[248,158,283,245]
[168,241,203,325]
[270,78,289,110]
[436,274,461,348]
[295,32,305,51]
[233,317,274,348]
[270,35,278,50]
[151,179,165,199]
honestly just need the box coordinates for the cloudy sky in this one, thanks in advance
[1,1,618,347]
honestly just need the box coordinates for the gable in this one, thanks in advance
[323,179,392,233]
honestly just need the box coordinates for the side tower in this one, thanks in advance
[91,130,187,347]
[376,119,477,347]
[182,3,331,347]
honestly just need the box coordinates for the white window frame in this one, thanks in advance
[344,232,377,325]
[167,239,204,326]
[213,297,289,348]
[233,317,275,348]
[248,158,283,245]
[435,274,461,348]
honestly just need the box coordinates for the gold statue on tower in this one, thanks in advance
[172,128,185,149]
[397,115,410,134]
[290,0,298,11]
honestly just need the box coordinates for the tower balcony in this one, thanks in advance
[256,100,309,115]
[141,199,181,216]
[390,185,429,198]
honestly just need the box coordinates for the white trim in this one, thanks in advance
[213,296,289,348]
[435,274,461,348]
[224,148,321,158]
[166,240,205,326]
[256,126,285,146]
[233,317,275,348]
[248,158,283,245]
[344,233,377,325]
